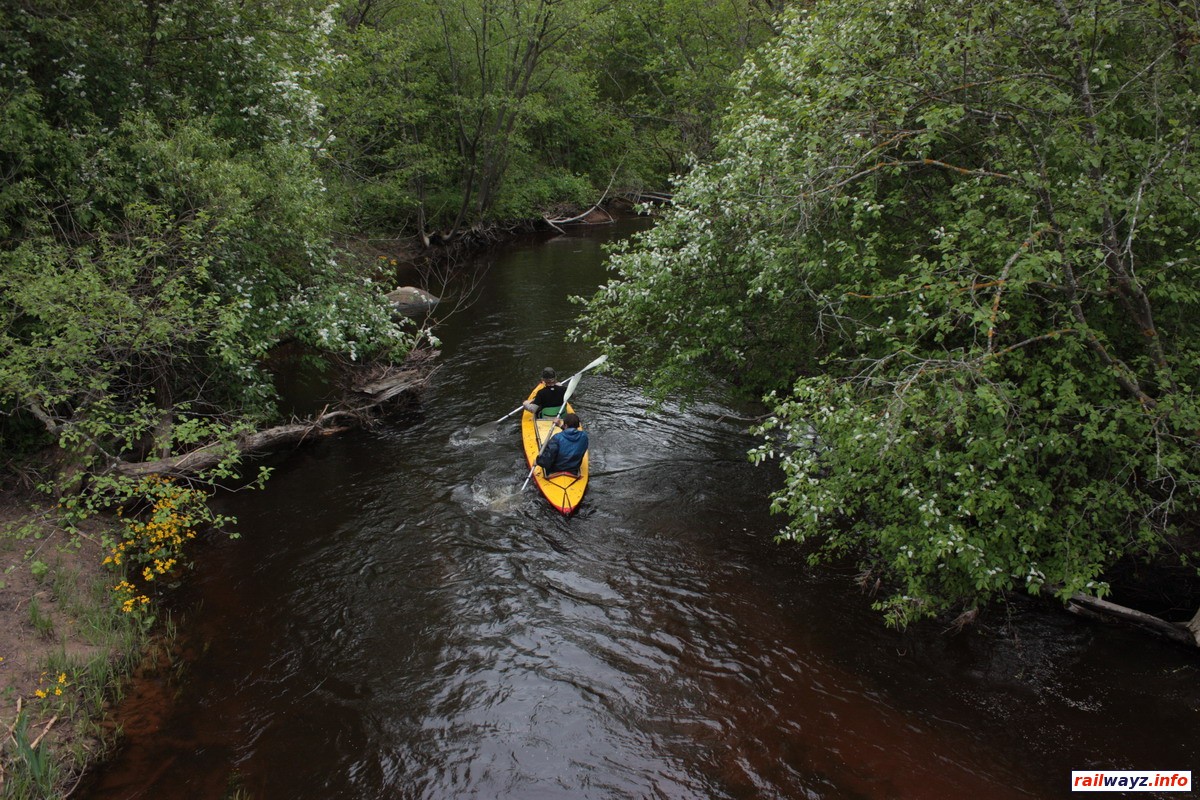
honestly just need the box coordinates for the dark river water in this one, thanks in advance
[85,219,1198,799]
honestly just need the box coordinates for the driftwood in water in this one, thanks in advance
[345,356,436,404]
[111,358,434,479]
[543,205,615,231]
[543,167,629,233]
[1067,593,1199,648]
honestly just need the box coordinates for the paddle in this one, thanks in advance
[470,354,608,438]
[469,404,525,438]
[521,371,583,492]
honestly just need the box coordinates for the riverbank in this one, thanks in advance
[0,340,438,797]
[0,493,152,798]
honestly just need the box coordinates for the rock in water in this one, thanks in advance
[386,286,439,317]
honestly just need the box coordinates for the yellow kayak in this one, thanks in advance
[521,383,589,514]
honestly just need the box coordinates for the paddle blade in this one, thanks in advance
[562,373,582,404]
[578,353,608,374]
[470,403,524,439]
[469,420,502,439]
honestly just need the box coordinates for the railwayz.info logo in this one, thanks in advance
[1071,771,1191,792]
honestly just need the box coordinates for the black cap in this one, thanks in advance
[542,367,556,380]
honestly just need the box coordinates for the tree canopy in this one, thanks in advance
[0,1,419,493]
[578,0,1200,623]
[321,0,777,237]
[0,0,772,508]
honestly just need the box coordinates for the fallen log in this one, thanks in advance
[544,204,615,227]
[349,364,431,404]
[110,359,434,479]
[111,415,354,478]
[628,190,672,204]
[1067,593,1199,647]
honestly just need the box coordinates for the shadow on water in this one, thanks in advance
[83,220,1200,800]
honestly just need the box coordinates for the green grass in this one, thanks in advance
[1,529,161,799]
[7,710,63,800]
[27,596,55,639]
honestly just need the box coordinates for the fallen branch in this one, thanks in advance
[110,359,434,479]
[28,715,59,750]
[1067,593,1198,647]
[545,162,623,227]
[627,190,673,205]
[110,418,352,478]
[544,204,615,227]
[26,402,62,436]
[349,364,432,404]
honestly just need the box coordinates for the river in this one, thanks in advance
[84,218,1198,799]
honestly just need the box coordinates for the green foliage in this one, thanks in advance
[28,560,49,583]
[323,0,618,232]
[99,475,236,623]
[0,1,418,493]
[592,0,779,176]
[579,0,1200,624]
[320,18,446,232]
[9,711,57,799]
[320,0,774,235]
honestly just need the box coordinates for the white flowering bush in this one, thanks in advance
[579,0,1200,625]
[0,1,420,496]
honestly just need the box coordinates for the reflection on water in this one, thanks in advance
[84,220,1200,799]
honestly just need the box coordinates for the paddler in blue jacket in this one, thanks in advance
[537,413,588,477]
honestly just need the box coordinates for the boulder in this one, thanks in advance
[386,286,439,317]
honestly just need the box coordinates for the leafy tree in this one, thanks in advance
[592,0,779,178]
[323,0,611,237]
[320,9,449,235]
[0,2,417,493]
[578,0,1200,624]
[321,0,779,238]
